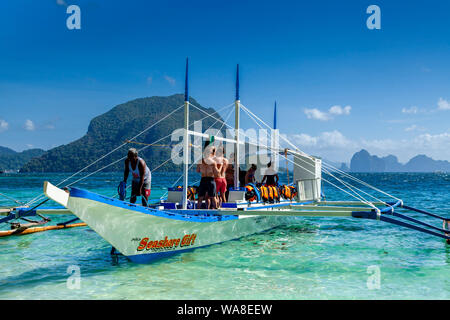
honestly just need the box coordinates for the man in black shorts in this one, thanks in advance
[196,145,218,209]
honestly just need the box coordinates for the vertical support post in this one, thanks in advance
[271,100,277,169]
[234,64,240,189]
[273,101,277,130]
[182,58,189,209]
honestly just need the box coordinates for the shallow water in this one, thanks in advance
[0,172,449,299]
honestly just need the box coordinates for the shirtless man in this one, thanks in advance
[214,146,229,208]
[196,145,218,209]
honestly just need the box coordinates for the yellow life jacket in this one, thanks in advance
[187,186,198,200]
[289,186,298,199]
[271,186,280,202]
[259,185,269,203]
[280,185,290,199]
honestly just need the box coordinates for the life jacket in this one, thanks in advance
[187,186,198,200]
[259,185,270,203]
[267,185,274,203]
[289,186,298,199]
[270,185,280,203]
[245,183,260,203]
[176,185,198,201]
[280,185,297,200]
[280,185,290,200]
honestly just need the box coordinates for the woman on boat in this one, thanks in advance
[225,155,235,201]
[245,164,257,185]
[123,148,152,206]
[261,161,279,187]
[213,146,228,208]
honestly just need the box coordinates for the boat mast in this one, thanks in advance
[234,64,240,189]
[273,101,277,130]
[182,58,189,209]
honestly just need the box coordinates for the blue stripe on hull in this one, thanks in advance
[69,187,239,223]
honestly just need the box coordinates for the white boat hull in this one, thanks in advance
[46,183,287,263]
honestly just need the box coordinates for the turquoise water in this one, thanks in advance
[0,172,449,299]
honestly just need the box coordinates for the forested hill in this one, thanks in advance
[0,147,45,171]
[20,94,224,172]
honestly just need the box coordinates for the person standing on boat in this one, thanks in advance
[196,143,218,209]
[261,161,279,187]
[225,153,235,201]
[123,148,152,206]
[214,146,229,208]
[245,164,257,185]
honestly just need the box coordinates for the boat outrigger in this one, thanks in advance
[5,60,450,262]
[0,193,77,237]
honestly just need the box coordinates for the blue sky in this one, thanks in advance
[0,0,449,162]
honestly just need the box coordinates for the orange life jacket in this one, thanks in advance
[245,184,258,202]
[259,185,269,203]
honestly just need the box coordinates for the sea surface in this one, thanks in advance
[0,172,449,299]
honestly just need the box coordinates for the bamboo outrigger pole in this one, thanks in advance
[0,222,87,237]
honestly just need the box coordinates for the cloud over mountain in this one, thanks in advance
[304,105,351,121]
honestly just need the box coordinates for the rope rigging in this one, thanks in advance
[11,94,401,215]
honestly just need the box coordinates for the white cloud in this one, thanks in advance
[146,76,153,85]
[288,133,318,147]
[164,75,176,86]
[0,119,8,132]
[304,108,331,121]
[412,132,450,149]
[284,130,450,163]
[329,105,351,115]
[402,106,419,114]
[56,0,67,6]
[438,98,450,110]
[24,119,35,131]
[304,105,351,121]
[287,130,355,149]
[405,124,418,132]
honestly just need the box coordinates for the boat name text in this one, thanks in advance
[136,234,197,252]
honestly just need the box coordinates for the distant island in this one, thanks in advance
[350,149,450,172]
[18,94,223,173]
[0,146,45,172]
